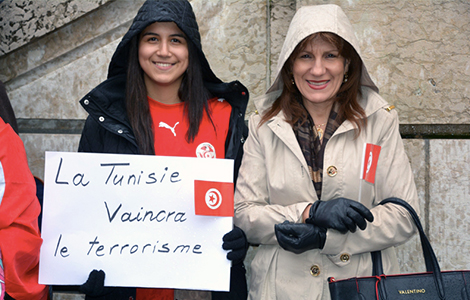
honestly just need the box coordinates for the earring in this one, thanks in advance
[291,78,295,85]
[343,73,348,83]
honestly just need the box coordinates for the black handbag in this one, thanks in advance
[328,197,470,300]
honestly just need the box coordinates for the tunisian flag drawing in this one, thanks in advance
[361,143,381,184]
[194,180,234,217]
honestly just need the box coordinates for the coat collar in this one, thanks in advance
[266,112,308,168]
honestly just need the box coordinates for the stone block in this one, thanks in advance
[51,293,85,300]
[20,134,81,179]
[192,0,267,115]
[0,0,144,83]
[395,139,427,273]
[9,40,119,119]
[428,140,470,271]
[0,0,113,55]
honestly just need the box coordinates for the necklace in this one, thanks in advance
[315,123,326,140]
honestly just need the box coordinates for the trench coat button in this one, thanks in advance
[99,116,105,122]
[310,265,320,276]
[340,253,350,262]
[83,99,89,105]
[117,129,123,134]
[327,166,337,177]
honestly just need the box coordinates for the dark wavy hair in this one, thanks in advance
[261,32,366,134]
[125,31,213,155]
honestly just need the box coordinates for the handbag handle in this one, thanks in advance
[372,197,445,299]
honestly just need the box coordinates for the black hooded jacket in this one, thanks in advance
[77,1,248,299]
[78,0,249,179]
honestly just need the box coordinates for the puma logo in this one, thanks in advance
[159,122,179,137]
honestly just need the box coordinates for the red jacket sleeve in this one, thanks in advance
[0,118,48,300]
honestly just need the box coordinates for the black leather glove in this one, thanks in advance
[79,269,110,298]
[222,226,249,264]
[275,221,326,254]
[305,198,374,233]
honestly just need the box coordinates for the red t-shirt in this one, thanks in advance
[149,96,231,158]
[136,97,231,299]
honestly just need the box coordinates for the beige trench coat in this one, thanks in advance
[234,87,419,300]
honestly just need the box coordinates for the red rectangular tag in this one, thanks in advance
[194,180,234,217]
[362,143,381,184]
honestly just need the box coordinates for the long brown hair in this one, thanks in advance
[261,32,366,133]
[125,32,213,155]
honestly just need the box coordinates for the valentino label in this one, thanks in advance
[158,121,179,137]
[196,142,216,158]
[398,289,426,294]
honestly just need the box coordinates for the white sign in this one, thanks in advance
[39,152,233,291]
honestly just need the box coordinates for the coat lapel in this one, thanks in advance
[267,114,309,171]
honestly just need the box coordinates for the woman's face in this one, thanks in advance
[139,22,189,92]
[292,37,348,109]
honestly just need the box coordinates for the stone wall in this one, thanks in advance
[1,0,469,298]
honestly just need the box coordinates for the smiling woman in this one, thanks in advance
[76,0,250,299]
[292,35,349,121]
[138,22,189,103]
[233,4,419,300]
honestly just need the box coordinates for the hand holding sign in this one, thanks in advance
[222,226,248,264]
[79,270,109,297]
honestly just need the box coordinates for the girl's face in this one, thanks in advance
[292,37,348,110]
[139,22,189,93]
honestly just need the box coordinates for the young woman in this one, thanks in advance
[234,4,418,299]
[78,1,249,299]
